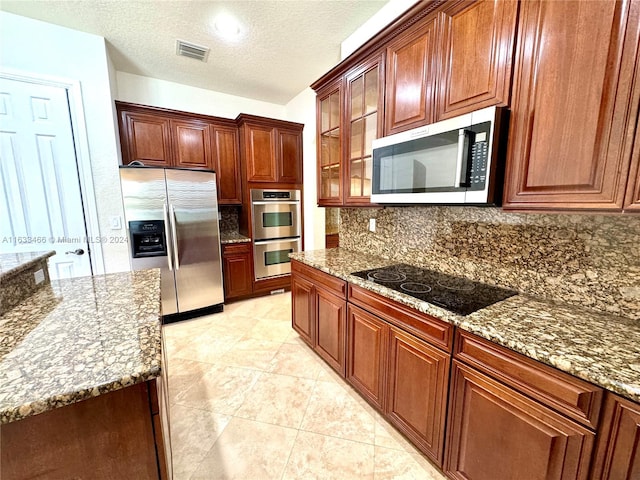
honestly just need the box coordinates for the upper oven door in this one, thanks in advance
[251,199,300,240]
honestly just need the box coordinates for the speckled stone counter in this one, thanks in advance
[220,231,251,244]
[291,248,640,403]
[0,251,55,314]
[0,269,162,424]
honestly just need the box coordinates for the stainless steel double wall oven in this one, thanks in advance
[251,189,301,280]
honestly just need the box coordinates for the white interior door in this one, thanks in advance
[0,77,92,279]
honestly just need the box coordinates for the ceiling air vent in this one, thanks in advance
[176,40,210,62]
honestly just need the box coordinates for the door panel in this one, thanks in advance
[171,120,212,169]
[278,128,302,183]
[291,274,314,345]
[445,361,595,480]
[387,326,450,465]
[211,124,241,204]
[0,77,91,278]
[315,287,346,376]
[504,0,640,210]
[122,112,172,166]
[165,169,223,312]
[437,0,517,119]
[245,124,277,182]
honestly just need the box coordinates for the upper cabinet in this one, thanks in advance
[317,80,344,205]
[237,114,304,185]
[436,0,517,120]
[345,55,385,205]
[119,111,172,167]
[503,0,640,211]
[116,102,242,205]
[384,15,438,135]
[316,54,385,207]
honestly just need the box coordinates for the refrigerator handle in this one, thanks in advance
[170,204,180,270]
[163,202,173,271]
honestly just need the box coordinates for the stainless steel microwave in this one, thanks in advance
[370,106,508,205]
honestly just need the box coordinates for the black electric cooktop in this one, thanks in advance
[351,263,517,316]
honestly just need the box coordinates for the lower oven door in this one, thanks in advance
[254,237,301,280]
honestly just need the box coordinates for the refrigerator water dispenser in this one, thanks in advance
[129,220,167,258]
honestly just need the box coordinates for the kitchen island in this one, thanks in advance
[0,268,171,479]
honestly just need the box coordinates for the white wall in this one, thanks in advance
[341,0,420,59]
[116,72,286,120]
[284,87,324,251]
[0,11,130,273]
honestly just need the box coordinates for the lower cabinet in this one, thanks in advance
[445,361,595,480]
[291,260,347,376]
[345,303,450,466]
[292,262,640,479]
[591,393,640,480]
[222,243,252,300]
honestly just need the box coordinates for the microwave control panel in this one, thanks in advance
[469,131,488,190]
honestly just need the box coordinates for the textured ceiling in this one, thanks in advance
[0,0,388,104]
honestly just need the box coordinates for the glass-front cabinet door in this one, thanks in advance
[317,81,343,206]
[344,54,384,205]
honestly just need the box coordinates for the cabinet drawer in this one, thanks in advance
[291,260,346,298]
[348,284,452,352]
[222,242,251,255]
[455,330,603,429]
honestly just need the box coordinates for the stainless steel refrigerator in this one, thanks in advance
[119,166,224,318]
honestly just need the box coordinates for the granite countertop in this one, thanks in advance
[290,248,640,403]
[0,269,162,424]
[0,250,56,281]
[220,231,251,244]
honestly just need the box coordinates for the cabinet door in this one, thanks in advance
[591,393,640,480]
[386,326,449,466]
[344,55,384,205]
[346,304,387,410]
[222,244,252,299]
[291,274,314,346]
[278,127,303,183]
[503,0,640,211]
[120,111,172,166]
[624,121,640,212]
[170,119,212,169]
[314,287,346,376]
[244,123,277,182]
[437,0,517,120]
[445,361,595,480]
[384,14,437,135]
[211,124,241,205]
[317,81,343,205]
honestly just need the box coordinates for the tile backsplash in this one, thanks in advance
[339,207,640,320]
[219,206,239,233]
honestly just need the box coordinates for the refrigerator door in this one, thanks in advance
[165,168,224,312]
[119,167,178,316]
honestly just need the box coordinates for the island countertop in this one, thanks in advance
[0,269,162,424]
[290,248,640,403]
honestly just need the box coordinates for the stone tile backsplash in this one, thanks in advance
[339,206,640,320]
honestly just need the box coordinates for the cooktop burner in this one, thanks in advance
[351,264,517,316]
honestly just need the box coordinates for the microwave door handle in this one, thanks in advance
[163,202,173,271]
[455,129,471,188]
[170,204,180,270]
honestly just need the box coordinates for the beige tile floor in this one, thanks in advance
[163,292,447,480]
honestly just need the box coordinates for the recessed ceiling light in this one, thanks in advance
[213,13,242,40]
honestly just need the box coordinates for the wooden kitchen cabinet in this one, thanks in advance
[170,118,213,169]
[503,0,640,211]
[116,102,243,205]
[291,260,347,376]
[436,0,518,120]
[237,114,303,184]
[317,80,344,205]
[222,242,253,300]
[623,123,640,212]
[384,13,438,135]
[211,124,241,204]
[591,393,640,480]
[346,304,388,410]
[344,54,384,205]
[445,360,595,480]
[387,326,450,466]
[118,110,172,167]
